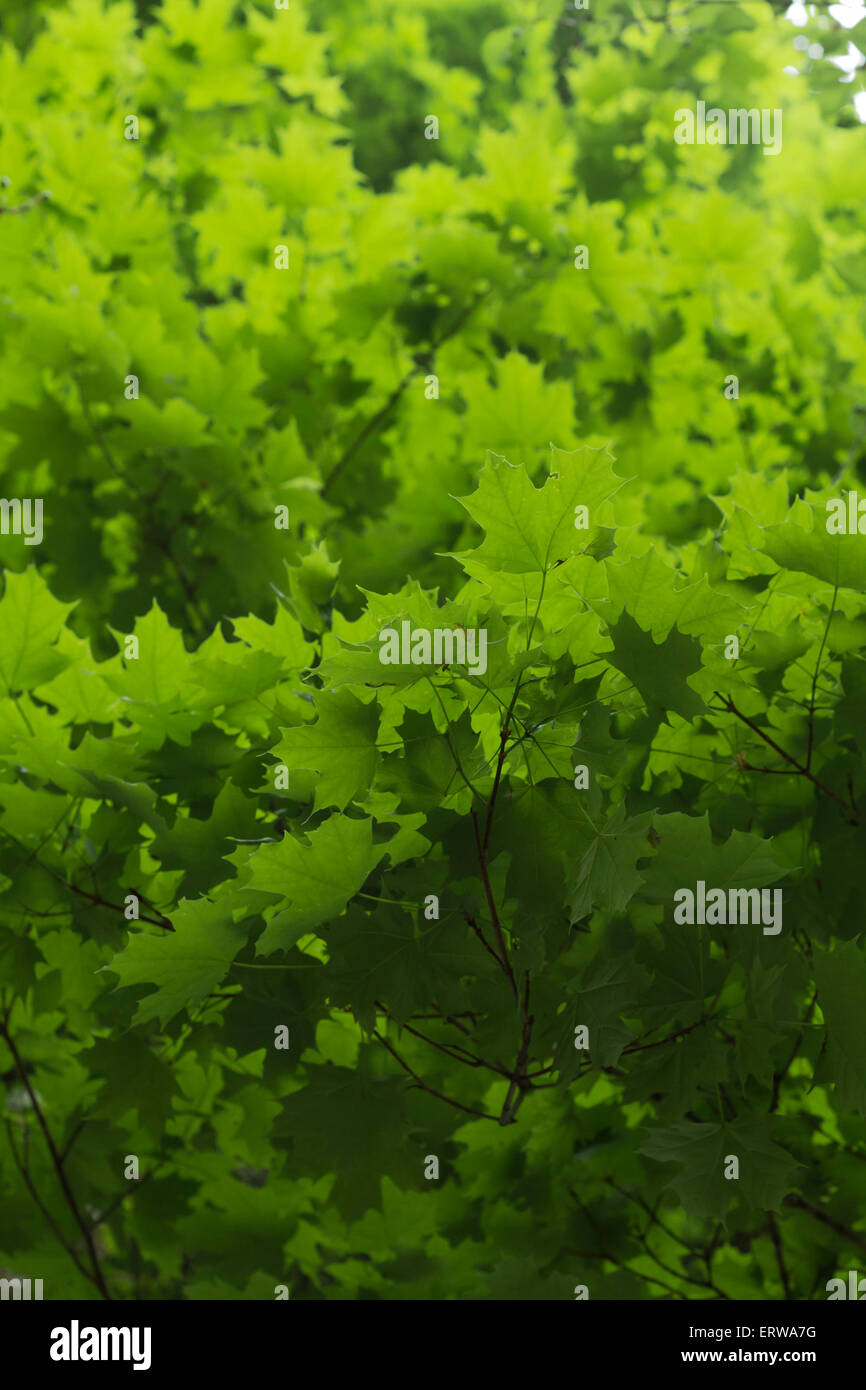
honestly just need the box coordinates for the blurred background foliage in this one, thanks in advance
[0,0,863,646]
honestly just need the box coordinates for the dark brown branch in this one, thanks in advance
[1,1022,113,1298]
[637,1227,728,1299]
[568,1187,686,1299]
[0,827,174,930]
[771,992,816,1112]
[714,692,859,821]
[768,1213,793,1299]
[623,1016,712,1054]
[785,1195,866,1254]
[471,809,518,1001]
[58,1118,87,1165]
[89,1164,163,1232]
[4,1120,95,1289]
[61,877,175,931]
[372,1029,498,1121]
[464,912,506,975]
[374,1001,511,1078]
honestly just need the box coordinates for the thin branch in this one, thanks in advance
[637,1227,728,1299]
[321,293,487,497]
[0,827,175,930]
[768,1213,793,1300]
[374,1001,512,1077]
[1,1023,113,1298]
[58,1119,87,1165]
[785,1195,866,1254]
[89,1164,163,1231]
[568,1187,685,1299]
[807,586,837,772]
[61,876,175,931]
[372,1029,498,1121]
[0,190,51,215]
[73,375,208,635]
[4,1119,96,1288]
[771,992,816,1112]
[464,912,506,975]
[713,692,859,821]
[471,809,518,1002]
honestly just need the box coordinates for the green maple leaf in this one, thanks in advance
[105,896,247,1026]
[0,568,75,694]
[639,812,788,905]
[316,633,431,689]
[606,612,705,722]
[87,1032,178,1135]
[34,629,120,723]
[626,1032,730,1115]
[273,689,379,811]
[104,601,190,705]
[454,444,624,575]
[173,1173,309,1284]
[0,925,43,995]
[568,805,654,922]
[814,942,866,1114]
[76,769,171,834]
[324,903,491,1029]
[276,1063,417,1219]
[639,1118,802,1221]
[762,513,866,592]
[250,814,385,954]
[190,649,287,707]
[556,954,650,1070]
[637,923,727,1028]
[284,545,340,634]
[232,603,315,668]
[605,549,746,640]
[379,708,479,812]
[218,967,319,1078]
[149,781,259,894]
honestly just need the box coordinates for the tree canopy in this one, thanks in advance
[0,0,864,1301]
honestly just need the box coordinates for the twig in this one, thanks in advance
[807,587,837,772]
[0,827,175,930]
[372,1029,498,1121]
[568,1186,685,1299]
[785,1195,866,1254]
[0,190,51,216]
[4,1119,96,1288]
[714,692,859,821]
[74,375,208,635]
[374,1001,511,1077]
[771,992,816,1112]
[471,809,518,1001]
[89,1164,163,1231]
[321,293,487,497]
[768,1213,793,1299]
[464,912,506,975]
[1,1023,113,1298]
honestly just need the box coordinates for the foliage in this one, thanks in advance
[0,0,864,1300]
